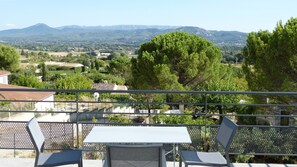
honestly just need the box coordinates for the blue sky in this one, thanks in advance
[0,0,296,32]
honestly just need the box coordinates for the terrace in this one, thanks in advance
[0,88,297,166]
[1,158,297,167]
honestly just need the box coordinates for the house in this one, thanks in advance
[92,83,128,94]
[91,83,128,103]
[96,52,111,58]
[99,52,111,56]
[0,70,10,84]
[0,83,55,112]
[0,70,55,112]
[44,61,83,68]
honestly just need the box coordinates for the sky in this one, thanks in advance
[0,0,297,32]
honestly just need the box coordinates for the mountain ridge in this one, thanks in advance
[0,23,247,45]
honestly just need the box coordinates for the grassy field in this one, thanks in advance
[46,51,86,57]
[17,49,86,57]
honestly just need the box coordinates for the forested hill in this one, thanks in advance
[0,23,246,46]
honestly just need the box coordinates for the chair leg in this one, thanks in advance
[78,162,81,167]
[79,158,83,167]
[179,157,182,167]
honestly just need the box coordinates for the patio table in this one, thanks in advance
[83,126,192,166]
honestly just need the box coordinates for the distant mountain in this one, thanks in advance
[57,25,179,30]
[56,25,85,30]
[22,23,59,33]
[0,23,247,45]
[176,26,246,45]
[0,23,59,35]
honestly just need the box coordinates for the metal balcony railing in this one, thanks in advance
[0,88,296,162]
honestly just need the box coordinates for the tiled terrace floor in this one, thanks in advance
[0,158,297,167]
[1,149,297,167]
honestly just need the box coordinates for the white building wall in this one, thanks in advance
[0,75,8,84]
[34,95,55,111]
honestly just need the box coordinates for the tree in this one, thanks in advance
[243,17,297,93]
[89,51,97,57]
[90,60,95,69]
[21,49,26,55]
[93,59,106,72]
[131,31,222,90]
[41,63,49,82]
[189,64,248,122]
[0,45,20,72]
[107,56,132,84]
[107,51,121,60]
[89,73,125,85]
[54,74,93,90]
[242,17,297,120]
[82,59,91,67]
[95,59,100,71]
[11,74,43,88]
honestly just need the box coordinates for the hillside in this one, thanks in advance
[0,23,246,46]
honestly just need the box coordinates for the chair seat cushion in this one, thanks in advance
[38,150,82,166]
[179,150,227,166]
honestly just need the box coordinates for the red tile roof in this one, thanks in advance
[0,84,55,101]
[92,83,116,90]
[0,70,10,76]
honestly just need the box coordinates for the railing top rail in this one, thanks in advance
[1,88,297,95]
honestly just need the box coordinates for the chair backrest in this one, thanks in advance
[106,144,164,167]
[26,117,45,154]
[215,117,238,152]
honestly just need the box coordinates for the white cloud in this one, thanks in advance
[1,23,16,27]
[0,23,16,28]
[0,23,16,30]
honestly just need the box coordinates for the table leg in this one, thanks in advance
[165,143,178,167]
[173,144,179,167]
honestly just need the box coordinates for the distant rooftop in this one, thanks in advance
[0,70,10,76]
[92,83,127,91]
[45,61,83,67]
[0,84,54,101]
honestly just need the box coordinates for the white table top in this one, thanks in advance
[83,126,192,144]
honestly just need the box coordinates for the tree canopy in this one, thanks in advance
[11,74,43,88]
[54,74,93,90]
[41,63,49,81]
[131,31,222,90]
[243,17,297,92]
[107,56,132,85]
[0,44,20,72]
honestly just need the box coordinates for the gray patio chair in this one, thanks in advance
[103,144,167,167]
[26,117,83,167]
[179,117,238,167]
